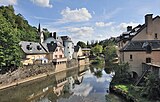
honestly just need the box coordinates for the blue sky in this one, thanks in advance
[0,0,160,43]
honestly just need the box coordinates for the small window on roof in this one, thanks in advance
[26,45,32,51]
[146,44,152,53]
[37,45,42,50]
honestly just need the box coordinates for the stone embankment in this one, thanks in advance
[0,58,89,90]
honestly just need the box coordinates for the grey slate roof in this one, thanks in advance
[61,36,72,42]
[74,46,80,52]
[19,41,47,54]
[121,40,160,51]
[40,42,58,52]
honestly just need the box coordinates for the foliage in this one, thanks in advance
[141,74,160,100]
[112,63,131,84]
[103,46,117,63]
[77,41,87,48]
[99,39,115,48]
[43,28,50,40]
[91,44,103,55]
[0,12,22,68]
[0,5,39,71]
[115,84,129,93]
[91,56,104,65]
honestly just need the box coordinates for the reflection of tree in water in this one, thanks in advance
[94,70,102,78]
[104,66,113,74]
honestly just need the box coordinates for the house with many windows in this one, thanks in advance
[118,14,160,79]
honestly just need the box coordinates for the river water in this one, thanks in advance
[0,65,125,102]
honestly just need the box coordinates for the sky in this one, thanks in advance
[0,0,160,43]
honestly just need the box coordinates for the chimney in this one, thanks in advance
[145,14,153,35]
[50,32,53,37]
[127,26,132,32]
[53,32,56,39]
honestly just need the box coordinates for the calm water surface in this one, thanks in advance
[0,65,125,102]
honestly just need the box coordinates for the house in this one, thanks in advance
[81,48,91,57]
[73,46,83,59]
[61,36,74,60]
[20,24,67,66]
[119,14,160,78]
[19,41,47,65]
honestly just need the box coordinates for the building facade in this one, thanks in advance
[119,14,160,78]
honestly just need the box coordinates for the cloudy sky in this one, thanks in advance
[0,0,160,43]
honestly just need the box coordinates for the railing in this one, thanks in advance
[134,63,151,86]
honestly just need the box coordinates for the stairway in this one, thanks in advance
[134,69,148,86]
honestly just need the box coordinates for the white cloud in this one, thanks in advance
[68,26,94,36]
[95,22,114,27]
[30,0,53,8]
[118,22,139,31]
[60,7,92,23]
[0,0,17,5]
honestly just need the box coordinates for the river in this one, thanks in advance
[0,65,125,102]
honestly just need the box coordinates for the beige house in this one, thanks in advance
[119,14,160,78]
[81,48,91,57]
[73,46,83,59]
[20,41,48,65]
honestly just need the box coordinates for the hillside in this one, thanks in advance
[0,5,39,72]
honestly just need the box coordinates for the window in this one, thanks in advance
[146,58,151,63]
[130,54,132,60]
[155,33,158,39]
[59,55,62,58]
[146,45,152,53]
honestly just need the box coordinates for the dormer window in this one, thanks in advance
[155,33,158,39]
[146,44,152,53]
[37,45,42,51]
[26,45,32,51]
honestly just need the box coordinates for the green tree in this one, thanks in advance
[112,63,131,84]
[142,74,160,100]
[77,41,87,48]
[103,46,117,63]
[91,44,103,55]
[0,13,22,69]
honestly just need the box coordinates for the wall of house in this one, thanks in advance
[53,47,64,59]
[64,41,74,60]
[122,51,160,76]
[78,59,86,66]
[82,50,90,56]
[73,50,83,59]
[23,54,46,65]
[55,62,67,72]
[132,17,160,41]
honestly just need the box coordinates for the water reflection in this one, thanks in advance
[0,65,120,102]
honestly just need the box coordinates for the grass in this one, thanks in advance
[114,84,154,102]
[114,84,130,93]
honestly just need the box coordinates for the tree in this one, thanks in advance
[142,74,160,100]
[77,41,87,48]
[43,28,50,40]
[91,44,103,55]
[103,46,117,63]
[112,63,131,84]
[0,13,22,69]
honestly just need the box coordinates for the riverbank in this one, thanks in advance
[0,66,79,90]
[0,58,90,90]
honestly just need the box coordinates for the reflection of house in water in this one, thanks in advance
[25,66,89,101]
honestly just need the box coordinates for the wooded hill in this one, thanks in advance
[0,5,39,71]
